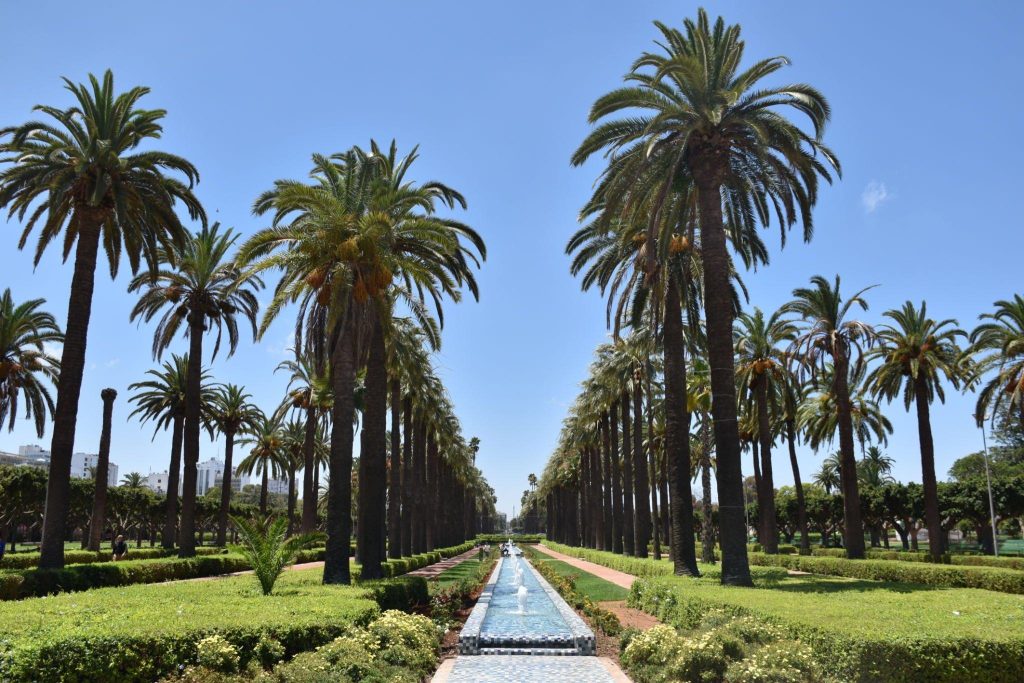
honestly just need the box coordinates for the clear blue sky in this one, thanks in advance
[2,2,1021,517]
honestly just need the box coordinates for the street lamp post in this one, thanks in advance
[977,416,1000,557]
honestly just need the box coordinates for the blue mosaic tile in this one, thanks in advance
[444,655,617,682]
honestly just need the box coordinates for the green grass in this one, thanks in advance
[531,556,629,602]
[432,558,487,587]
[0,567,379,682]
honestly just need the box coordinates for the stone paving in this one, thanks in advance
[407,548,479,578]
[532,544,637,589]
[434,654,628,682]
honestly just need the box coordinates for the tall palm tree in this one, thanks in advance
[0,288,62,437]
[780,371,811,552]
[971,294,1024,428]
[734,307,797,553]
[857,446,896,488]
[814,455,841,495]
[127,355,213,549]
[869,301,969,560]
[571,10,839,585]
[277,351,333,534]
[280,419,307,536]
[786,275,875,558]
[0,70,204,568]
[240,142,484,583]
[210,384,261,546]
[87,388,117,552]
[237,410,284,516]
[129,222,261,557]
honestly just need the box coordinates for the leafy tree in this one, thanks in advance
[571,9,839,585]
[0,70,204,568]
[868,300,970,559]
[0,289,62,437]
[786,275,876,558]
[129,222,261,557]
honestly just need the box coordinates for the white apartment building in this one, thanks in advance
[144,465,248,496]
[196,457,225,496]
[13,445,117,487]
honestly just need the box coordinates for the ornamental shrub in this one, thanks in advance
[195,636,239,674]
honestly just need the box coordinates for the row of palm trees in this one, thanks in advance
[539,10,1024,583]
[0,70,493,582]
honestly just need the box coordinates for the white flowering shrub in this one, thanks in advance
[724,640,819,683]
[195,635,239,674]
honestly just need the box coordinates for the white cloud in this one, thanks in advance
[861,180,891,214]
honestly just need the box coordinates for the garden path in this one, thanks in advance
[407,549,479,578]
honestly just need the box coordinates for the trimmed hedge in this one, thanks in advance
[379,541,475,578]
[749,552,1024,594]
[542,542,789,582]
[0,546,223,570]
[361,576,430,612]
[0,567,379,683]
[475,533,544,544]
[629,576,1024,683]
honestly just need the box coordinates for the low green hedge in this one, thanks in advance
[542,542,789,582]
[379,541,474,578]
[860,548,1024,571]
[360,576,430,612]
[749,552,1024,594]
[0,546,223,570]
[628,576,1024,683]
[475,533,544,544]
[0,567,379,683]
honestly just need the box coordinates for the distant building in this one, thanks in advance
[196,457,225,496]
[145,465,248,496]
[8,445,117,487]
[267,477,290,495]
[145,470,171,495]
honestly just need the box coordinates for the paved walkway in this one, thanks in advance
[407,549,479,579]
[533,544,637,590]
[433,655,630,682]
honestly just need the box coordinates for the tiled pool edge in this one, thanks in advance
[456,556,597,656]
[457,555,503,654]
[522,555,596,656]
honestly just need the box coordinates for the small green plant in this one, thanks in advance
[195,635,239,674]
[231,515,324,595]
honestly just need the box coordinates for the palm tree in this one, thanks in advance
[734,307,797,553]
[571,10,839,585]
[780,371,811,552]
[240,142,484,583]
[277,351,332,534]
[280,419,306,536]
[120,472,145,488]
[786,275,875,558]
[971,295,1024,428]
[210,384,261,546]
[129,222,261,557]
[858,446,896,488]
[0,70,204,569]
[868,301,969,560]
[237,411,284,516]
[814,455,841,495]
[688,354,716,563]
[127,355,214,549]
[87,388,117,552]
[799,362,892,454]
[0,288,62,437]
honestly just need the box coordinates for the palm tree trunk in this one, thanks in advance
[914,375,943,561]
[786,419,810,553]
[621,391,635,555]
[659,447,671,557]
[755,379,779,553]
[179,313,205,558]
[592,446,604,549]
[301,407,317,533]
[388,378,402,559]
[164,414,184,549]
[88,389,117,552]
[216,428,236,546]
[609,405,624,554]
[633,377,651,558]
[358,317,387,579]
[324,320,356,585]
[287,464,297,536]
[39,223,102,569]
[695,171,752,585]
[751,437,762,542]
[664,278,699,576]
[426,431,439,551]
[579,456,589,546]
[601,414,614,551]
[401,395,413,556]
[701,415,715,563]
[646,367,661,560]
[413,413,427,554]
[260,465,269,515]
[834,351,865,558]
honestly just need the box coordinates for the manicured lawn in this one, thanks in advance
[433,558,488,587]
[532,556,629,601]
[0,566,378,682]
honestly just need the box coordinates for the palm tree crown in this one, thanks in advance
[0,289,62,437]
[971,294,1024,426]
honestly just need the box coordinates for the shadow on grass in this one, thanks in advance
[754,575,941,595]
